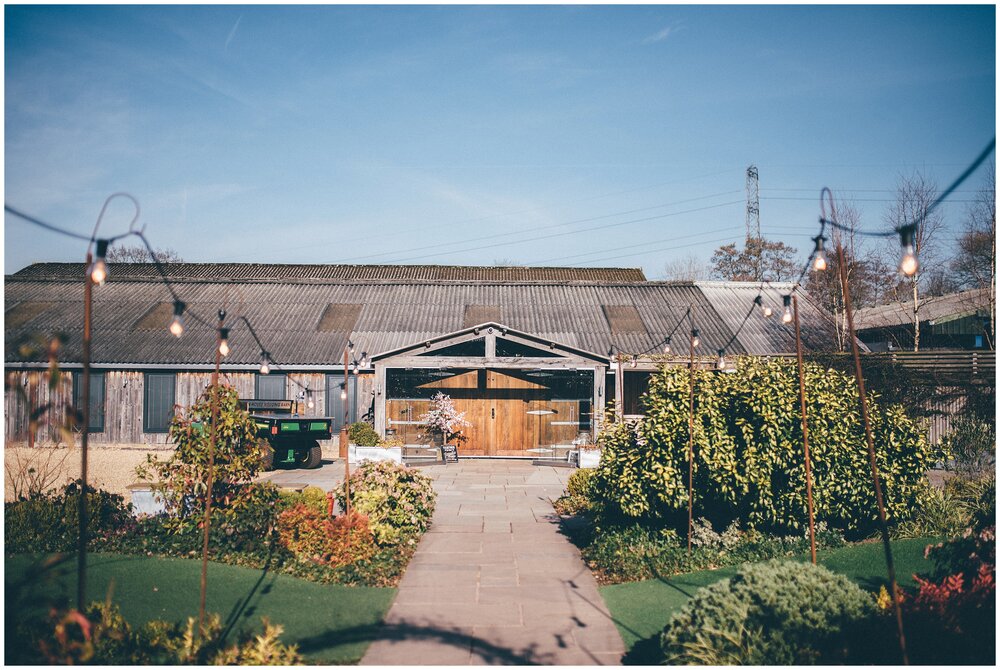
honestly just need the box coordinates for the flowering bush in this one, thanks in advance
[420,392,469,444]
[276,505,376,567]
[336,460,436,546]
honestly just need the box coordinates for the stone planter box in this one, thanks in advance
[126,482,167,517]
[577,449,601,469]
[350,445,403,464]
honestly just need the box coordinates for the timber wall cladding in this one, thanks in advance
[5,369,375,446]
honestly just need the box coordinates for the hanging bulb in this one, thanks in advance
[899,225,918,276]
[360,351,368,368]
[307,395,315,409]
[663,338,672,354]
[812,235,828,271]
[88,239,109,286]
[218,328,230,357]
[691,329,700,348]
[340,384,347,401]
[169,300,186,337]
[351,359,359,374]
[716,349,726,370]
[629,355,637,368]
[259,352,271,375]
[755,295,772,318]
[782,295,793,324]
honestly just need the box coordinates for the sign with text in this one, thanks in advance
[441,444,459,464]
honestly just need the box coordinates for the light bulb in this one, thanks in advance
[716,349,726,370]
[691,329,700,348]
[89,259,107,286]
[663,339,671,354]
[811,235,828,272]
[899,225,919,276]
[629,356,637,368]
[900,246,918,276]
[307,398,315,409]
[755,295,773,318]
[782,295,793,324]
[218,328,230,357]
[764,305,773,318]
[340,389,347,401]
[259,352,270,375]
[169,314,184,337]
[168,300,186,338]
[89,239,109,286]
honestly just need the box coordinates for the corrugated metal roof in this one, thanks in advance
[853,288,992,330]
[10,263,647,283]
[5,269,842,367]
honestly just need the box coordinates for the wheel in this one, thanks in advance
[259,440,275,471]
[301,441,323,469]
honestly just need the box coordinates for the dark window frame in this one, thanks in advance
[325,373,358,432]
[255,373,287,400]
[72,371,106,433]
[143,372,176,434]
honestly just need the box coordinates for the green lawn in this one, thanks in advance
[5,553,397,664]
[600,537,939,665]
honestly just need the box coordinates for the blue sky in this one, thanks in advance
[4,5,995,277]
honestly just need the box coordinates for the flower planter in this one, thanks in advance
[126,482,167,517]
[350,445,403,464]
[578,449,601,469]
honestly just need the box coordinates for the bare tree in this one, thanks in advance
[662,254,711,281]
[105,245,183,263]
[883,172,947,351]
[951,164,995,347]
[710,236,799,282]
[806,202,894,349]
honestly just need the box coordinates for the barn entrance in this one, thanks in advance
[373,323,606,459]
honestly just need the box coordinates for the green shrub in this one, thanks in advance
[17,600,302,665]
[279,486,329,515]
[5,481,135,554]
[594,358,939,535]
[583,519,846,584]
[945,472,996,532]
[554,468,599,516]
[892,482,970,539]
[942,414,995,477]
[135,384,263,533]
[336,460,436,546]
[348,422,381,447]
[661,560,874,664]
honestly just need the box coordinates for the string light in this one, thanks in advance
[169,300,186,337]
[754,295,772,318]
[629,355,637,368]
[218,328,230,357]
[351,359,359,374]
[360,351,369,368]
[691,329,700,348]
[340,383,347,401]
[782,295,793,324]
[89,239,109,286]
[663,338,671,354]
[259,351,271,375]
[811,235,828,271]
[716,348,726,370]
[898,225,918,276]
[307,392,315,410]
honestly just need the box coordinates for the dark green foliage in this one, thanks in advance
[942,414,996,477]
[348,421,381,447]
[582,520,845,584]
[660,560,875,664]
[554,468,599,516]
[594,357,939,535]
[5,481,135,554]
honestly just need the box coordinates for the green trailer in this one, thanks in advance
[243,400,333,470]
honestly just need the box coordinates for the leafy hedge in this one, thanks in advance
[594,357,940,534]
[336,460,437,546]
[661,560,875,664]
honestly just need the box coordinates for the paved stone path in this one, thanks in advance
[361,461,625,665]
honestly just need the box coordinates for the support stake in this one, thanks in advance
[792,295,817,564]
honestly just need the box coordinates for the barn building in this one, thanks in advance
[5,263,840,459]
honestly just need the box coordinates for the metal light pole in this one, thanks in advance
[77,251,93,610]
[836,242,909,664]
[791,295,817,564]
[342,346,351,517]
[198,311,225,635]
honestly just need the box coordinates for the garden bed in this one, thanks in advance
[5,552,395,664]
[600,537,939,665]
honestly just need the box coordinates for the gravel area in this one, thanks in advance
[4,445,171,500]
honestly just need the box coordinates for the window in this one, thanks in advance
[325,374,357,433]
[256,373,287,400]
[143,373,176,433]
[72,371,105,432]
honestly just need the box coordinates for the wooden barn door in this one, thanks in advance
[485,369,546,457]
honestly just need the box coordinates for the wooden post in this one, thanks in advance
[342,347,351,517]
[836,242,908,664]
[792,295,817,564]
[614,353,624,421]
[77,252,92,610]
[687,327,696,555]
[198,315,224,636]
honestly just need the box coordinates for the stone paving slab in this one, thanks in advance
[361,461,625,666]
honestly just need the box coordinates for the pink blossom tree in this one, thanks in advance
[420,392,469,445]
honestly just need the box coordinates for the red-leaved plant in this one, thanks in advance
[276,504,375,567]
